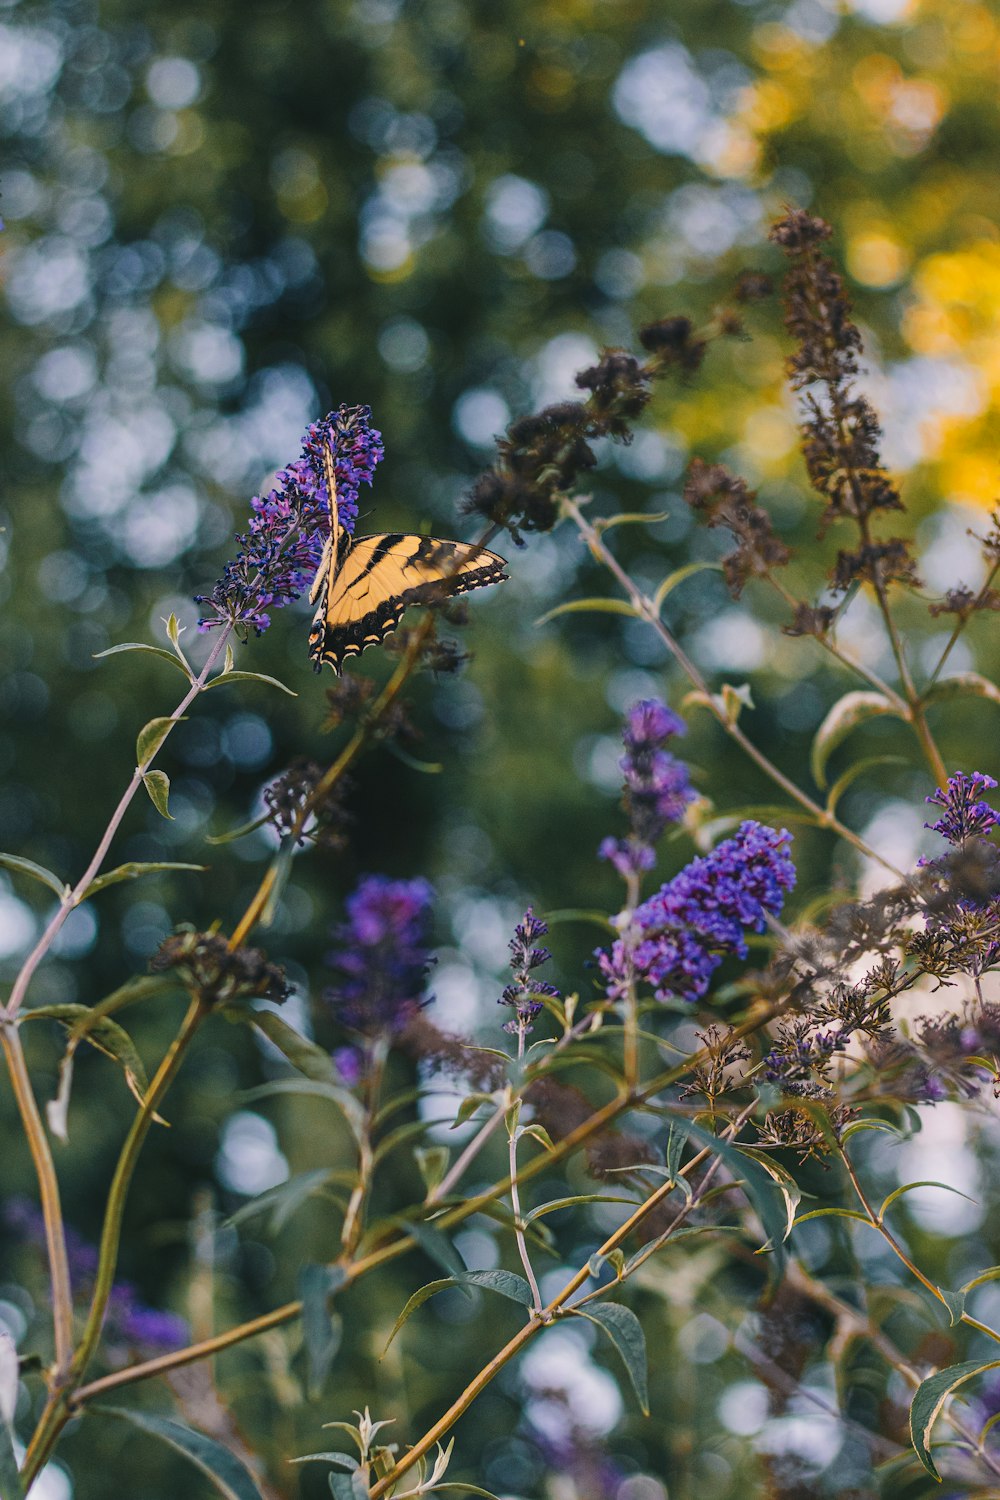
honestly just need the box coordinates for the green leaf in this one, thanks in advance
[938,1288,966,1327]
[840,1116,911,1145]
[825,755,910,816]
[240,1078,364,1139]
[535,596,640,627]
[94,641,192,678]
[98,1407,266,1499]
[810,690,904,789]
[453,1093,496,1127]
[878,1180,978,1222]
[206,670,297,696]
[26,1003,151,1143]
[524,1194,635,1225]
[960,1264,1000,1295]
[397,1218,468,1279]
[384,742,444,774]
[142,771,172,819]
[205,811,273,846]
[573,1302,649,1414]
[677,1115,791,1272]
[664,1119,690,1179]
[383,1278,457,1351]
[136,715,185,766]
[245,1010,339,1083]
[793,1207,873,1228]
[653,560,723,613]
[383,1269,532,1353]
[922,671,1000,708]
[82,861,205,899]
[542,908,616,933]
[226,1168,337,1233]
[908,1358,1000,1480]
[290,1452,359,1472]
[460,1269,533,1306]
[0,852,67,898]
[299,1264,347,1398]
[414,1144,451,1193]
[596,509,671,533]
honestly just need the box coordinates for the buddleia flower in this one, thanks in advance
[197,404,383,635]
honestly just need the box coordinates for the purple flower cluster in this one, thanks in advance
[324,875,435,1036]
[599,820,796,1005]
[4,1197,188,1354]
[499,909,560,1038]
[599,699,694,879]
[198,404,383,634]
[925,772,1000,848]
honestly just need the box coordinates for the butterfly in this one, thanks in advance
[308,445,509,672]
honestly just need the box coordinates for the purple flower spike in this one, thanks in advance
[925,772,1000,848]
[598,820,795,1005]
[197,403,383,635]
[499,908,560,1037]
[600,698,694,878]
[324,875,435,1037]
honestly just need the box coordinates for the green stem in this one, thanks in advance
[22,995,206,1487]
[0,1022,74,1374]
[562,498,906,878]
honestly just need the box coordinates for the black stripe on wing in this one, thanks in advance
[309,551,508,674]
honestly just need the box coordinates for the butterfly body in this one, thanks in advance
[308,447,508,672]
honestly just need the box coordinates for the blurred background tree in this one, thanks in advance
[3,0,1000,1496]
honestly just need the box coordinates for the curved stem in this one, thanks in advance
[562,499,905,878]
[0,1023,73,1373]
[22,996,207,1487]
[4,629,231,1022]
[841,1148,1000,1348]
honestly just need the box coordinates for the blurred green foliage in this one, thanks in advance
[4,0,1000,1495]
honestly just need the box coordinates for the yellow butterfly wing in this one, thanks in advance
[308,532,509,672]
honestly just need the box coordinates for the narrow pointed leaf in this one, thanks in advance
[810,691,903,789]
[653,560,723,612]
[596,509,671,532]
[94,642,192,678]
[206,811,273,847]
[99,1407,266,1499]
[240,1078,364,1138]
[244,1009,338,1083]
[675,1115,791,1273]
[226,1168,336,1232]
[460,1269,533,1305]
[922,671,1000,707]
[82,861,205,899]
[289,1452,359,1471]
[573,1302,649,1414]
[299,1264,347,1397]
[136,715,185,766]
[383,1278,455,1351]
[535,597,640,627]
[909,1359,1000,1479]
[0,852,67,898]
[878,1180,978,1222]
[142,771,172,819]
[825,755,909,816]
[206,670,297,696]
[397,1218,467,1279]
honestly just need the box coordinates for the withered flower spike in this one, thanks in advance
[770,208,907,563]
[682,457,790,597]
